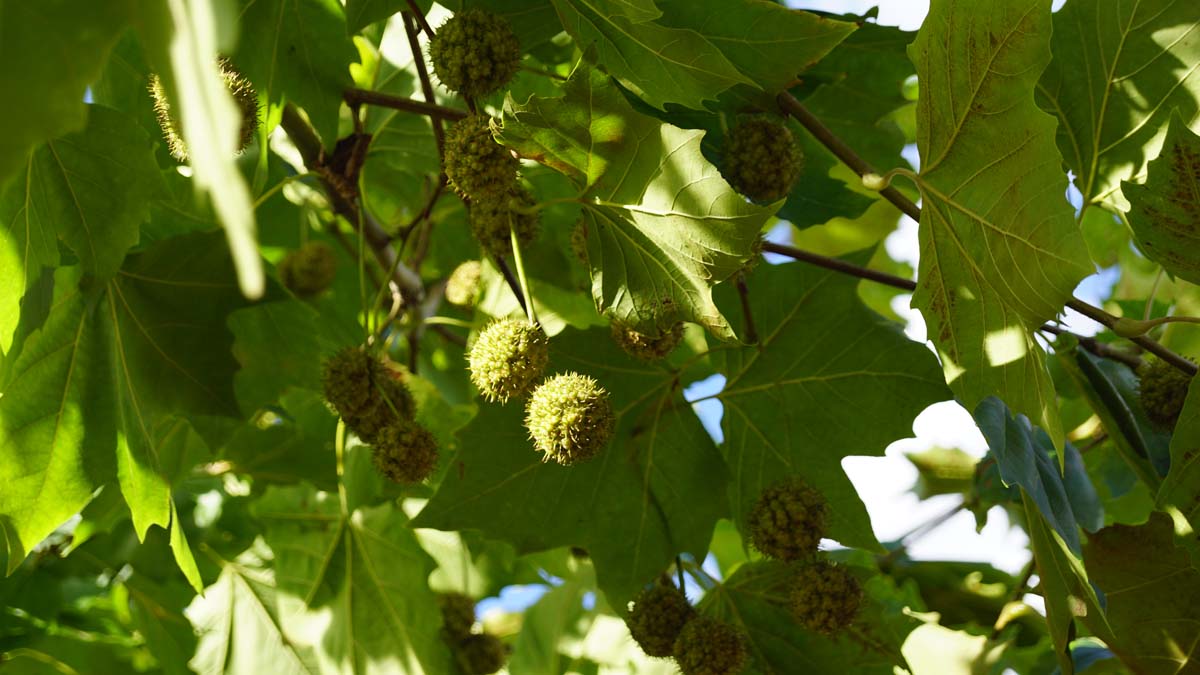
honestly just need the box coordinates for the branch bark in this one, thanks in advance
[343,88,468,121]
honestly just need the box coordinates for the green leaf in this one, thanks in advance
[0,0,134,188]
[414,327,728,607]
[549,0,752,111]
[508,573,593,674]
[345,0,428,34]
[189,549,320,675]
[699,560,918,674]
[234,0,357,148]
[138,0,265,298]
[1083,511,1200,675]
[1123,113,1200,286]
[499,66,775,340]
[973,398,1101,555]
[1023,491,1113,675]
[0,105,162,354]
[715,259,950,551]
[254,482,456,674]
[0,232,250,575]
[1038,0,1200,207]
[907,0,1092,448]
[1156,376,1200,529]
[651,0,855,110]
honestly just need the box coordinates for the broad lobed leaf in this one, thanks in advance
[909,0,1093,448]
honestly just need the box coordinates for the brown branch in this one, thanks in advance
[777,91,920,222]
[777,92,1197,377]
[343,88,468,121]
[736,274,758,345]
[761,241,1147,372]
[280,105,423,305]
[404,0,435,38]
[403,12,446,159]
[493,256,529,316]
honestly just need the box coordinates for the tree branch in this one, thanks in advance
[761,241,1147,372]
[402,12,446,159]
[280,104,423,305]
[404,0,435,38]
[343,88,468,121]
[777,92,1197,377]
[736,274,758,344]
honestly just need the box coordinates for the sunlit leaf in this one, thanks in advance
[1123,114,1200,285]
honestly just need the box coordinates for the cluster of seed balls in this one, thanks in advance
[626,584,749,675]
[149,57,260,162]
[429,10,539,262]
[749,477,864,635]
[462,311,688,465]
[437,592,508,674]
[321,347,438,484]
[621,479,862,674]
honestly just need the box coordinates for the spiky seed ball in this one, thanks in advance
[438,592,477,640]
[525,373,615,465]
[612,322,684,361]
[322,348,416,443]
[279,242,337,297]
[747,477,828,561]
[444,115,518,201]
[469,186,539,259]
[789,562,863,635]
[428,9,521,99]
[626,585,695,657]
[150,58,259,162]
[371,419,438,483]
[454,633,508,675]
[672,616,749,675]
[721,117,802,203]
[1138,356,1195,430]
[446,261,483,308]
[322,348,377,417]
[468,319,549,402]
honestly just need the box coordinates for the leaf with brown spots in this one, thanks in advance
[1124,113,1200,285]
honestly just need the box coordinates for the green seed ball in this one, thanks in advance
[1138,356,1195,430]
[150,58,259,162]
[525,372,615,465]
[747,477,828,561]
[469,186,539,259]
[322,347,376,417]
[611,322,684,361]
[672,616,749,675]
[626,585,695,658]
[721,117,803,203]
[429,9,521,99]
[345,372,417,444]
[446,261,483,308]
[468,319,549,402]
[371,419,438,484]
[279,242,337,297]
[444,115,518,201]
[454,633,508,675]
[788,561,863,635]
[438,592,477,640]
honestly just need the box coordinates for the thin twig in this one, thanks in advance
[493,256,529,316]
[777,93,1197,377]
[777,91,920,221]
[403,12,446,159]
[280,105,423,305]
[761,241,1147,372]
[404,0,435,37]
[736,274,758,344]
[431,324,467,346]
[343,88,468,121]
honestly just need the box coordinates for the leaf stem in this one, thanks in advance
[735,273,758,344]
[509,217,537,325]
[335,420,349,515]
[424,316,476,329]
[253,172,314,209]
